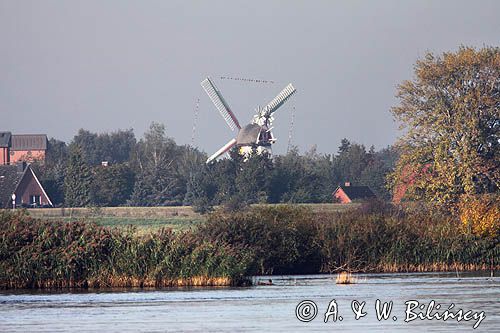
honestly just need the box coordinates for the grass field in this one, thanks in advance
[25,206,203,232]
[23,203,360,232]
[38,216,205,233]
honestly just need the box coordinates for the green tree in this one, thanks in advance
[64,146,92,207]
[70,129,98,164]
[129,122,187,206]
[71,128,136,165]
[359,146,398,200]
[31,138,68,205]
[235,151,273,204]
[268,146,334,204]
[334,142,369,185]
[390,46,500,205]
[269,147,303,203]
[91,163,135,206]
[338,138,351,154]
[185,167,217,213]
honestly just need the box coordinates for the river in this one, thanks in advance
[1,272,498,332]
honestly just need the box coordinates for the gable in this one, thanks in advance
[333,187,352,203]
[0,165,52,208]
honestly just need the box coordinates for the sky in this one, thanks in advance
[1,0,499,156]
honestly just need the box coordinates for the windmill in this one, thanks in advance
[201,77,296,164]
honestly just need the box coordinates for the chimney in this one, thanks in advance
[16,161,27,173]
[344,182,351,187]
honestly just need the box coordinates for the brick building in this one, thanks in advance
[0,162,53,208]
[0,132,48,165]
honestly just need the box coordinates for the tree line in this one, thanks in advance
[32,123,397,209]
[33,46,499,210]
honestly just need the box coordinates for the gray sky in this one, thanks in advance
[1,1,499,155]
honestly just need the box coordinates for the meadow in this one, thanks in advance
[25,204,356,232]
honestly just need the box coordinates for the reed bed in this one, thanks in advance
[199,202,499,275]
[1,200,498,290]
[0,212,251,289]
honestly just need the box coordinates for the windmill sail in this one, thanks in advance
[262,84,296,115]
[201,77,241,131]
[206,138,237,164]
[253,83,296,126]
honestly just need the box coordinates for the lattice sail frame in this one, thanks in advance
[201,77,241,131]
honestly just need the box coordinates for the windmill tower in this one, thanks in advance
[201,77,296,164]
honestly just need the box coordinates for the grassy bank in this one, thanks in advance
[1,202,498,289]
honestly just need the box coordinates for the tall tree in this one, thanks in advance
[390,46,500,204]
[235,151,273,204]
[129,122,185,206]
[64,146,92,207]
[71,128,136,165]
[91,164,135,206]
[334,142,369,185]
[71,129,99,165]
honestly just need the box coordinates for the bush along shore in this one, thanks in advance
[1,200,498,289]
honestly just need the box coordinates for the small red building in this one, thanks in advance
[0,162,52,208]
[333,183,376,204]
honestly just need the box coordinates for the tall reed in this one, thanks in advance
[198,202,499,275]
[0,211,251,289]
[1,200,498,290]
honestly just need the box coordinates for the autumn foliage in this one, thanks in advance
[459,194,500,239]
[390,46,499,205]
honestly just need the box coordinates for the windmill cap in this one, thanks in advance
[236,124,261,146]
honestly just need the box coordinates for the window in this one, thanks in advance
[30,195,41,205]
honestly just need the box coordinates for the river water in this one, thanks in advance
[1,272,498,332]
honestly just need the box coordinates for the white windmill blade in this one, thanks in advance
[206,138,237,164]
[261,83,296,116]
[201,77,241,131]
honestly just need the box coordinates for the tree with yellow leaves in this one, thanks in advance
[458,194,499,239]
[390,46,499,205]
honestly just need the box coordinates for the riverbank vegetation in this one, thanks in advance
[1,199,498,289]
[0,211,252,289]
[200,200,499,275]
